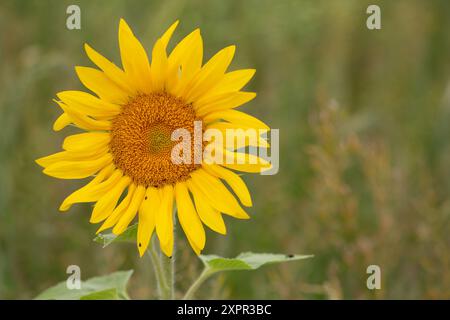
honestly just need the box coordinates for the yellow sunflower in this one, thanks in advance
[36,19,270,257]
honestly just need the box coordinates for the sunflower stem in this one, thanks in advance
[183,268,215,300]
[160,241,175,299]
[148,234,175,299]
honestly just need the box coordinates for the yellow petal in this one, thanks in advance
[150,39,168,92]
[160,21,179,48]
[75,66,129,104]
[220,149,272,173]
[56,90,121,119]
[189,182,226,235]
[196,91,256,117]
[113,185,146,235]
[175,182,206,254]
[84,43,135,94]
[36,151,83,168]
[97,184,136,233]
[137,187,159,256]
[198,69,256,100]
[137,219,155,257]
[150,21,179,91]
[63,132,111,152]
[90,176,131,223]
[53,113,72,131]
[166,29,202,90]
[155,184,174,257]
[59,168,122,211]
[206,122,270,149]
[36,147,109,168]
[43,153,113,179]
[118,19,152,93]
[59,163,115,211]
[203,109,269,130]
[202,164,252,207]
[54,100,111,131]
[182,45,235,103]
[188,169,249,219]
[167,29,203,94]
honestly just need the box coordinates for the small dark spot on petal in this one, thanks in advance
[144,196,148,200]
[139,243,142,247]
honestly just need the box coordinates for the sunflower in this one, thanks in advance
[36,19,270,257]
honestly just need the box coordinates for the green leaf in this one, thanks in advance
[35,270,133,300]
[183,253,313,299]
[199,252,313,273]
[80,288,119,300]
[94,224,137,248]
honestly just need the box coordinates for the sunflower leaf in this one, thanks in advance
[35,270,133,300]
[199,252,313,273]
[80,288,119,300]
[93,224,138,248]
[184,253,312,299]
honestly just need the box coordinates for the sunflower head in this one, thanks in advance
[36,19,270,257]
[109,92,201,188]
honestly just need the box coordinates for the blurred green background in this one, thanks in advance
[1,0,449,299]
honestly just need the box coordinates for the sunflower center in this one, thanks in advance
[147,124,173,154]
[110,92,201,188]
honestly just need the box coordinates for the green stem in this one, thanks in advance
[148,234,175,299]
[160,241,175,299]
[183,268,215,300]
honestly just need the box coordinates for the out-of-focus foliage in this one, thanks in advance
[35,270,133,300]
[0,0,449,299]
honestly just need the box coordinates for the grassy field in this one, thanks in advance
[0,0,449,299]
